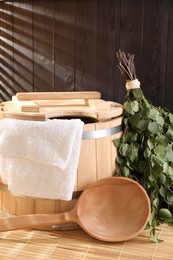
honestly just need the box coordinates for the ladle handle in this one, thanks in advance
[0,211,76,232]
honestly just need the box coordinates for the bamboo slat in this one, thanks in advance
[0,224,172,259]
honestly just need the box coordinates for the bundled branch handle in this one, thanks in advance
[116,50,137,80]
[116,50,140,90]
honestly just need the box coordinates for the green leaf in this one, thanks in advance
[148,122,160,134]
[151,236,164,243]
[144,147,152,158]
[163,162,169,174]
[141,107,150,118]
[166,126,173,140]
[132,88,144,101]
[152,164,163,177]
[165,177,173,186]
[120,143,129,156]
[121,166,130,177]
[148,108,160,121]
[130,100,139,113]
[124,132,133,142]
[131,133,138,141]
[151,155,165,178]
[142,97,151,108]
[154,145,166,156]
[158,173,166,185]
[147,138,155,150]
[168,113,173,123]
[151,154,164,166]
[165,150,173,163]
[136,119,148,131]
[168,166,173,175]
[113,138,121,148]
[123,101,138,115]
[138,160,149,173]
[156,135,169,146]
[156,115,164,126]
[128,142,139,162]
[129,114,148,131]
[129,113,141,126]
[153,198,159,207]
[116,155,126,166]
[159,186,166,198]
[159,208,173,219]
[123,101,131,113]
[167,192,173,205]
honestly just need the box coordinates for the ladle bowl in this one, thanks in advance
[0,177,150,242]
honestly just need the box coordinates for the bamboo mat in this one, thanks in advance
[0,224,172,260]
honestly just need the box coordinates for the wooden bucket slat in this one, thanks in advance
[0,191,2,210]
[77,123,97,191]
[15,197,35,215]
[77,139,97,190]
[2,192,16,215]
[35,199,56,214]
[110,117,124,172]
[95,121,113,180]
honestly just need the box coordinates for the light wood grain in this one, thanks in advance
[12,96,40,112]
[1,192,16,215]
[34,199,56,214]
[95,121,112,180]
[77,124,97,191]
[1,93,122,121]
[16,91,101,100]
[15,197,34,215]
[3,111,46,121]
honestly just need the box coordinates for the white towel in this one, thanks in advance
[0,118,84,170]
[0,118,84,200]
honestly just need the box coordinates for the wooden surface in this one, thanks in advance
[0,223,172,259]
[1,0,173,112]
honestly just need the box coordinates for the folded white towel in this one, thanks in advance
[0,118,84,200]
[0,118,83,170]
[0,154,78,200]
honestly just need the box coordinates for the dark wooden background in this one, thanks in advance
[1,0,173,111]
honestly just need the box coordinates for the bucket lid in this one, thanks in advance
[1,91,123,121]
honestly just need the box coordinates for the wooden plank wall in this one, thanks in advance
[0,0,173,111]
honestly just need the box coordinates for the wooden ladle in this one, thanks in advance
[0,177,150,242]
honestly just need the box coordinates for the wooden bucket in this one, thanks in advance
[0,91,123,230]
